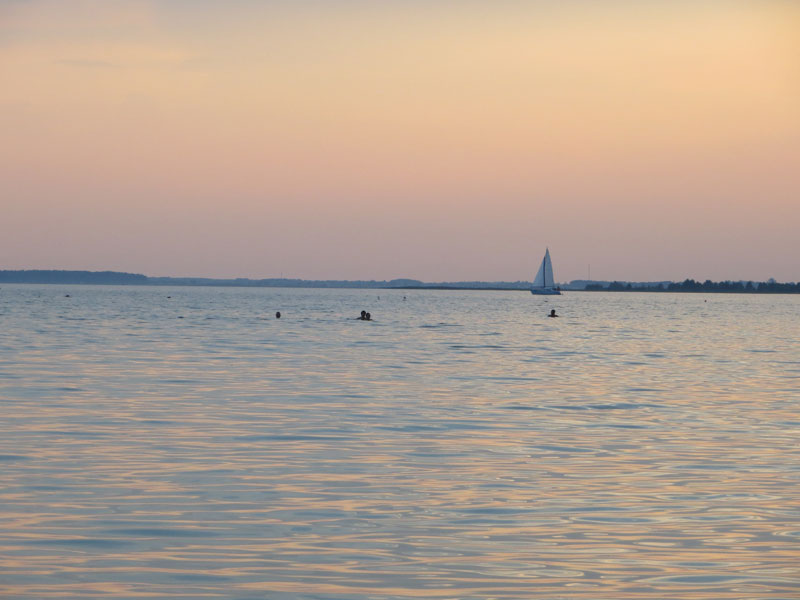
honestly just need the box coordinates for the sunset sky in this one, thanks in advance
[2,0,798,282]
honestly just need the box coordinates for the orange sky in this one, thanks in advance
[1,1,798,281]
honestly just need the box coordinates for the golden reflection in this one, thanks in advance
[0,288,798,597]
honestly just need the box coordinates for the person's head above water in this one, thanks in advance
[276,311,281,319]
[359,310,367,320]
[365,312,371,321]
[549,309,558,317]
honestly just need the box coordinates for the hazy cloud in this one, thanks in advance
[177,56,215,71]
[55,58,121,69]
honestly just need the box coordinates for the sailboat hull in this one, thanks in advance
[530,288,561,295]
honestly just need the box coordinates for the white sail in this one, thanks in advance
[532,248,555,289]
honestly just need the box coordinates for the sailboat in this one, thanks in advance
[530,248,561,295]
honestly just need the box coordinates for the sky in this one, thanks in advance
[1,0,798,282]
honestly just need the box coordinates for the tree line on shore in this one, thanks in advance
[0,270,148,284]
[1,270,799,293]
[584,279,800,293]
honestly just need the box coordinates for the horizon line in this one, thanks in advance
[0,269,797,287]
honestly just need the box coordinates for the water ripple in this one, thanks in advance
[0,286,798,598]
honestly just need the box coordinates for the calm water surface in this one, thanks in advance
[1,285,798,599]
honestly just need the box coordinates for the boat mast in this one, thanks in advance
[543,256,547,288]
[543,249,548,288]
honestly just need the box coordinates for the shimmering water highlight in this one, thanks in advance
[1,285,798,598]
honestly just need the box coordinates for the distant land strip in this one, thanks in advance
[1,270,799,293]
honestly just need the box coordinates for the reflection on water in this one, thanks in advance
[0,285,798,598]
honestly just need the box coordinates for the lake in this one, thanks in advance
[1,285,798,599]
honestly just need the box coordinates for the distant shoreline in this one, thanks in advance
[1,270,799,294]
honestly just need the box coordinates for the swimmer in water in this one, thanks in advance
[548,309,558,318]
[276,311,281,319]
[365,312,372,321]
